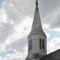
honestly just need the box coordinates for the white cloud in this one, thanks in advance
[0,44,5,51]
[0,46,28,60]
[42,7,60,31]
[40,0,60,17]
[0,6,7,23]
[46,33,50,38]
[6,52,23,59]
[47,38,60,54]
[0,23,14,43]
[2,0,35,24]
[4,16,32,45]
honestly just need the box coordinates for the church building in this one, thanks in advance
[25,0,60,60]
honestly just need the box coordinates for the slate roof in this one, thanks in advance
[40,49,60,60]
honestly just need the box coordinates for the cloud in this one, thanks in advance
[50,16,60,29]
[40,0,60,17]
[0,0,4,7]
[3,16,32,46]
[42,7,60,31]
[2,0,35,24]
[47,38,60,54]
[0,44,5,51]
[3,36,28,60]
[3,51,26,60]
[6,37,28,52]
[0,23,14,43]
[0,49,15,57]
[0,3,7,23]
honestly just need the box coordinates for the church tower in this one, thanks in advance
[25,0,47,60]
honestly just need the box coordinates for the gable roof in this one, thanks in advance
[40,49,60,60]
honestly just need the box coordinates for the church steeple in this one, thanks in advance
[25,0,47,60]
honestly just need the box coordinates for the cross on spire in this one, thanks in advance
[36,0,38,7]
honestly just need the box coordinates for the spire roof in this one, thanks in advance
[28,0,47,38]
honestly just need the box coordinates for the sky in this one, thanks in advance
[0,0,60,60]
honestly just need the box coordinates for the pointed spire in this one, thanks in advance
[36,0,38,8]
[28,0,47,38]
[32,0,42,30]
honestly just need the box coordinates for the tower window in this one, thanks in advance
[29,39,32,51]
[42,39,44,50]
[39,38,42,49]
[39,38,44,50]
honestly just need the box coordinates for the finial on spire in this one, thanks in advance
[36,0,38,7]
